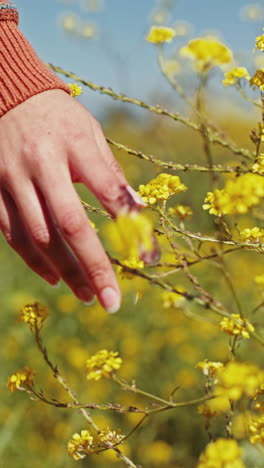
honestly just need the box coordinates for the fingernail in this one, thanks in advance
[100,287,120,314]
[83,297,96,307]
[44,274,60,286]
[125,186,146,209]
[76,286,94,303]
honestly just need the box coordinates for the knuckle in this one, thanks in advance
[87,259,109,283]
[108,159,124,177]
[30,223,50,247]
[100,183,122,204]
[59,210,86,238]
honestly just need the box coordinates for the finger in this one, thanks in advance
[6,181,94,303]
[69,134,145,218]
[0,189,60,285]
[38,166,121,313]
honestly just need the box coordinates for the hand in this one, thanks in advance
[0,89,144,313]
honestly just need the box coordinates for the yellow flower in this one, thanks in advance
[113,213,154,259]
[67,430,94,460]
[216,361,264,401]
[240,227,264,244]
[249,415,264,445]
[252,153,264,174]
[86,350,122,381]
[256,33,264,52]
[222,67,250,86]
[145,26,176,44]
[250,68,264,91]
[196,359,224,377]
[68,83,83,97]
[117,257,144,280]
[255,274,264,287]
[220,313,255,339]
[138,173,187,205]
[203,174,264,216]
[197,438,245,468]
[18,302,49,330]
[7,367,35,392]
[161,289,186,309]
[169,204,193,220]
[180,36,232,71]
[97,427,125,445]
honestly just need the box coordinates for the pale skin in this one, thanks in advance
[0,89,144,313]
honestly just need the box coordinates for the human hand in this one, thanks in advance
[0,89,145,313]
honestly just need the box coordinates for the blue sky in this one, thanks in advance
[14,0,264,118]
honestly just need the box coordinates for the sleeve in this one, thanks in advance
[0,1,71,118]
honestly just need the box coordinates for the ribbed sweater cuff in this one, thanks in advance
[0,21,71,118]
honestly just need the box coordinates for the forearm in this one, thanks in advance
[0,1,70,118]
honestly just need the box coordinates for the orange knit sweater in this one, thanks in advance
[0,1,71,117]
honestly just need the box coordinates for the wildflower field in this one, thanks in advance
[1,1,264,467]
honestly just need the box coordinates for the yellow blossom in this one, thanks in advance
[68,83,83,97]
[67,430,94,460]
[7,367,35,392]
[250,68,264,91]
[220,313,255,339]
[256,33,264,51]
[223,67,250,86]
[117,257,144,280]
[18,302,49,330]
[252,153,264,174]
[216,361,264,401]
[255,274,264,286]
[145,26,176,44]
[169,204,193,220]
[197,438,245,468]
[86,349,122,381]
[180,36,232,71]
[113,213,154,259]
[249,415,264,445]
[138,173,187,205]
[203,173,264,216]
[163,59,181,77]
[240,227,264,244]
[97,427,125,445]
[196,359,224,377]
[161,289,186,309]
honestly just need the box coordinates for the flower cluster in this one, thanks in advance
[256,33,264,52]
[197,438,245,468]
[180,36,232,71]
[18,302,49,330]
[67,83,83,97]
[250,68,264,91]
[7,367,35,392]
[240,227,264,244]
[138,173,187,205]
[161,289,186,309]
[220,313,255,339]
[169,204,193,220]
[196,360,223,378]
[222,67,250,86]
[145,26,176,44]
[114,213,156,260]
[86,350,122,381]
[252,153,264,175]
[216,361,264,401]
[249,415,264,445]
[203,174,264,216]
[67,427,125,460]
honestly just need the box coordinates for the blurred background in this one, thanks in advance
[1,1,264,467]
